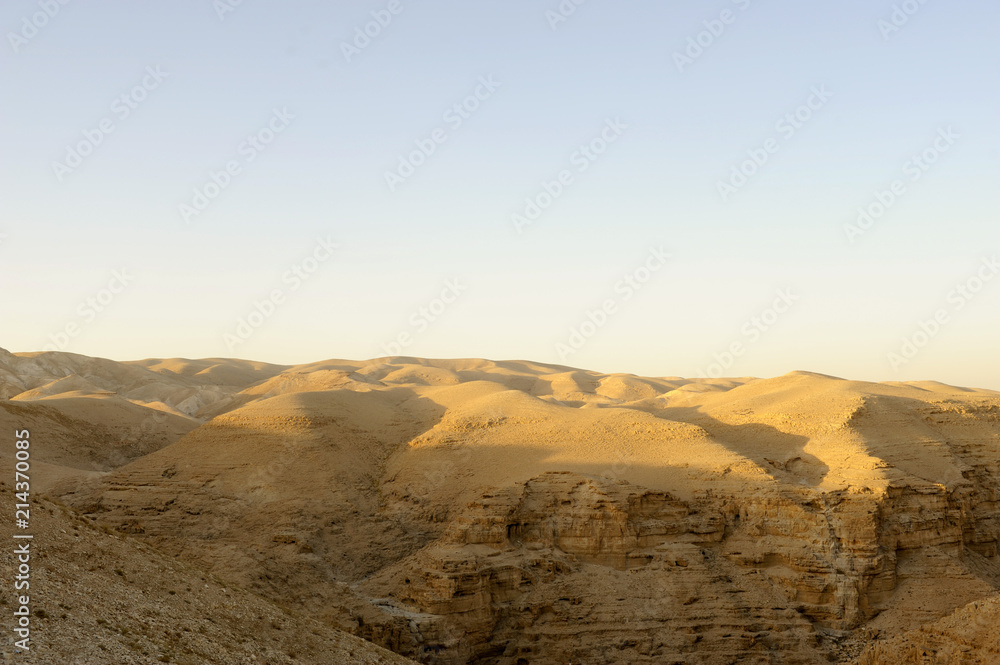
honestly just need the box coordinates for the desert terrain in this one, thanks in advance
[2,346,999,663]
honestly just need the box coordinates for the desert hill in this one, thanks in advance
[0,481,419,664]
[1,348,998,663]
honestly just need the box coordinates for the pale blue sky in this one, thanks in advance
[2,0,999,388]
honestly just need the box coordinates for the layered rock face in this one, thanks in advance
[855,592,1000,664]
[363,472,831,664]
[2,352,999,663]
[361,473,1000,663]
[0,481,420,665]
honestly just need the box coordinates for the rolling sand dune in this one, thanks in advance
[1,348,998,663]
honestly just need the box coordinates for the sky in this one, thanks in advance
[1,0,999,388]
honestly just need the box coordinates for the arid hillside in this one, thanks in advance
[0,483,418,664]
[1,348,999,664]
